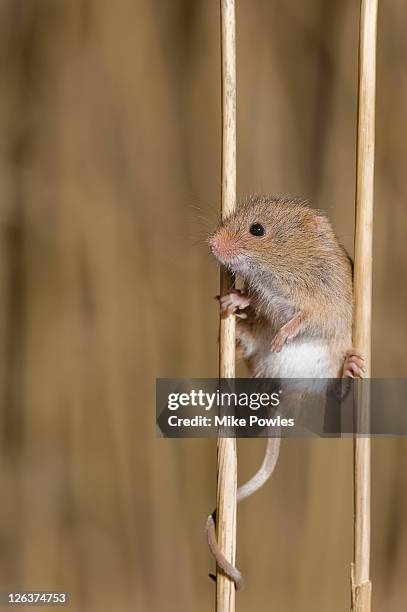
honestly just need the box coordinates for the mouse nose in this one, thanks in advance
[209,234,227,257]
[208,235,220,254]
[209,232,240,262]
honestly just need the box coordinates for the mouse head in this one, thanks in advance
[209,194,332,286]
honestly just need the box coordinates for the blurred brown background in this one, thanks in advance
[0,1,406,611]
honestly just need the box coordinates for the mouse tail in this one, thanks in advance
[206,435,281,590]
[237,436,281,503]
[206,512,244,590]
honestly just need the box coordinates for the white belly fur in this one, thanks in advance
[259,339,340,379]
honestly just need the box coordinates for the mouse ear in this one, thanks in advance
[312,213,330,233]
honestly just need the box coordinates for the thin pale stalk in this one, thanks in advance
[216,1,237,611]
[352,0,378,610]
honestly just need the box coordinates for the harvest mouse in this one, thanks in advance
[206,194,365,589]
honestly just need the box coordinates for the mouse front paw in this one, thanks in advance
[271,314,302,353]
[217,290,251,319]
[342,349,367,378]
[271,329,289,353]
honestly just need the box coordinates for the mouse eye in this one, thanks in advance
[249,223,265,237]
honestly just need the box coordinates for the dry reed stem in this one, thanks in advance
[216,1,237,611]
[352,0,378,610]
